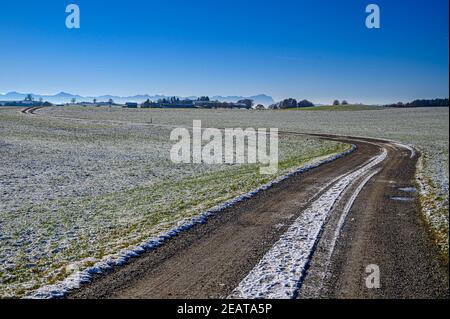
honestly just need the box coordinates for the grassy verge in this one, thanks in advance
[416,153,449,266]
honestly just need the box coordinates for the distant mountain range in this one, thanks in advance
[0,92,275,106]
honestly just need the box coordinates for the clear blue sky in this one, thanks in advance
[0,0,448,104]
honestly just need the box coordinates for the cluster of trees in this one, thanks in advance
[333,100,349,106]
[4,94,54,107]
[142,97,197,108]
[200,99,253,109]
[191,98,254,109]
[88,98,114,107]
[140,96,254,109]
[141,99,154,108]
[141,97,193,108]
[269,98,314,109]
[385,98,449,108]
[236,99,254,109]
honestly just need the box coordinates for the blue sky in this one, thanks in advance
[0,0,448,104]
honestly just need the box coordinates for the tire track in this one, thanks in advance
[230,148,387,299]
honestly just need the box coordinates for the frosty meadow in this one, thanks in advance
[170,120,279,174]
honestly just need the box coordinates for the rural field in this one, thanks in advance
[0,106,349,298]
[0,106,448,298]
[1,0,448,306]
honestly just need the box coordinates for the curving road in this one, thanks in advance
[21,107,449,299]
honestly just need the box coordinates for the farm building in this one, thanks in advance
[124,102,138,108]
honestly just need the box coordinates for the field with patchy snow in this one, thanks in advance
[44,106,449,259]
[0,106,349,298]
[0,106,447,298]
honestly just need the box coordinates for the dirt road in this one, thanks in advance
[68,136,448,299]
[21,108,449,299]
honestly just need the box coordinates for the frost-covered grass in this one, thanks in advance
[1,106,447,297]
[0,107,349,298]
[48,106,449,260]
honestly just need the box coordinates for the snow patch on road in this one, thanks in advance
[328,169,381,259]
[230,148,386,299]
[392,142,416,159]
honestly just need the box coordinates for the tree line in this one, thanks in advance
[140,97,254,109]
[269,98,315,109]
[385,98,449,108]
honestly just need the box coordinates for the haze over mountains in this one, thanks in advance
[0,92,275,106]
